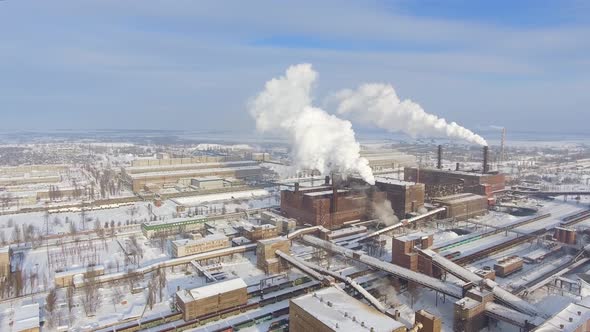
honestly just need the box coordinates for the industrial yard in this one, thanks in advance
[1,134,590,332]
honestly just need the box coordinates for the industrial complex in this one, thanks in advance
[1,138,590,332]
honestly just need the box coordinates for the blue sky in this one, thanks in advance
[0,0,589,133]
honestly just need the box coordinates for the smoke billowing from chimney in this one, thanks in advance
[333,83,488,146]
[248,64,375,184]
[372,200,399,227]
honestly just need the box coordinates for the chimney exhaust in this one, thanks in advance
[483,146,489,173]
[437,145,443,169]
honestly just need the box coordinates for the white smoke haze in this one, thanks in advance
[248,64,375,184]
[333,83,488,146]
[372,200,399,227]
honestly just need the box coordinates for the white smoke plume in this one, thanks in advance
[333,83,488,146]
[248,64,375,184]
[372,200,399,227]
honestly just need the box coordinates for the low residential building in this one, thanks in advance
[176,278,248,321]
[171,234,230,257]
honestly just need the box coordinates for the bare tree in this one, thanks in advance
[157,267,166,301]
[45,288,58,327]
[81,275,100,316]
[66,285,75,313]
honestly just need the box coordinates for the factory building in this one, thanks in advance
[392,232,441,277]
[415,310,442,332]
[256,237,290,274]
[122,159,261,192]
[533,298,590,332]
[190,176,225,190]
[259,210,297,234]
[375,177,425,219]
[289,286,406,332]
[171,233,230,258]
[175,278,248,321]
[130,156,237,167]
[432,193,488,221]
[241,224,278,241]
[280,181,386,230]
[141,216,207,238]
[404,146,505,201]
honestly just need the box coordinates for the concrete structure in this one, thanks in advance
[190,176,225,190]
[281,184,386,229]
[256,237,290,274]
[493,256,523,277]
[392,232,440,278]
[432,193,488,221]
[533,298,590,332]
[375,177,425,219]
[175,278,248,321]
[171,234,230,258]
[259,210,297,234]
[289,286,406,332]
[54,265,105,287]
[242,224,278,241]
[11,303,40,332]
[0,246,10,281]
[141,217,207,238]
[415,309,442,332]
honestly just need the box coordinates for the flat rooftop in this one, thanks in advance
[171,233,228,247]
[125,160,257,173]
[128,166,261,180]
[375,177,419,187]
[12,303,39,332]
[291,286,404,332]
[177,278,247,303]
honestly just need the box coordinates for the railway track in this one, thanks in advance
[453,228,546,266]
[97,277,318,332]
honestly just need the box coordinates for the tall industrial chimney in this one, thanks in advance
[331,184,338,214]
[437,145,442,169]
[483,146,489,173]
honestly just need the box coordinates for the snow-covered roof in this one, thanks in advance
[291,286,404,332]
[303,189,349,197]
[127,166,261,180]
[375,177,417,187]
[177,278,247,303]
[125,160,258,173]
[171,233,228,247]
[13,303,39,332]
[534,300,590,332]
